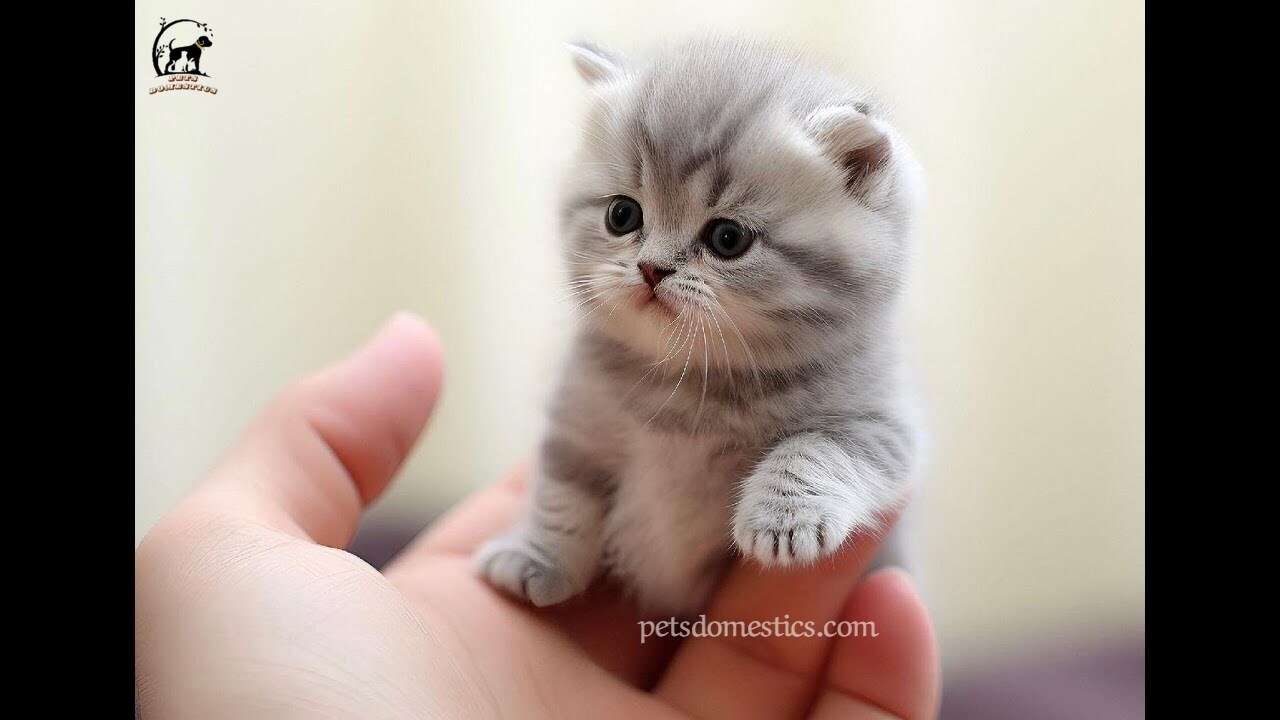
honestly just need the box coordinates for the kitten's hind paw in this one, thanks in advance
[475,534,578,607]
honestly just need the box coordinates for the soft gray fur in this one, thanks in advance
[476,36,925,616]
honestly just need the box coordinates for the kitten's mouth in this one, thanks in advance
[632,287,676,318]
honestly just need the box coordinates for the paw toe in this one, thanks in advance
[475,538,575,607]
[523,568,576,607]
[734,522,845,568]
[786,524,823,564]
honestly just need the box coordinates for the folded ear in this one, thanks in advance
[804,106,894,195]
[567,41,623,85]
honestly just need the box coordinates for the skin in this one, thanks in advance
[134,312,940,719]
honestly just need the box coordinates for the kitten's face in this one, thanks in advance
[559,40,921,369]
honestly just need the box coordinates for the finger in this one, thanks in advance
[386,467,680,688]
[656,514,898,720]
[808,569,940,720]
[191,312,443,547]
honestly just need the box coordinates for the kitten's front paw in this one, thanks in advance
[474,533,579,607]
[732,472,856,568]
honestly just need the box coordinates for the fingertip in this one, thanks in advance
[200,313,449,547]
[822,567,940,720]
[385,310,445,366]
[857,567,918,605]
[363,311,446,405]
[321,312,446,456]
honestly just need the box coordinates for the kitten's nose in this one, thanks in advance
[638,262,675,290]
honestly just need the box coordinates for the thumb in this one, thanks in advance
[192,311,444,547]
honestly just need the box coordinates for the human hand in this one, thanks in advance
[135,312,940,719]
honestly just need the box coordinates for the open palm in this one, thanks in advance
[135,314,939,719]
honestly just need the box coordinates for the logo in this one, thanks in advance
[148,17,218,96]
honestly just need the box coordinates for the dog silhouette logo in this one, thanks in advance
[152,18,214,77]
[148,17,219,96]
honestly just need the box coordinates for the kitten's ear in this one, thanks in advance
[804,107,893,194]
[567,41,623,85]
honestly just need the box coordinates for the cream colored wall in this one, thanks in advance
[136,0,1143,664]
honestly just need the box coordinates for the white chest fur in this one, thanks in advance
[600,427,748,614]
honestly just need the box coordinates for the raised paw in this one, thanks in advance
[474,533,579,607]
[732,479,856,568]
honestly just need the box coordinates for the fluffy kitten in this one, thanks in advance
[476,36,925,616]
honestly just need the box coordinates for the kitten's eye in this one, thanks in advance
[704,219,753,259]
[606,196,643,235]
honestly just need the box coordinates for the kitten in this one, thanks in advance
[476,36,925,617]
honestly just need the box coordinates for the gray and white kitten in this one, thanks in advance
[477,37,925,617]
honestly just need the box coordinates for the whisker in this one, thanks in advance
[556,278,613,302]
[604,291,630,320]
[694,310,710,428]
[646,299,698,427]
[652,306,697,368]
[709,300,765,399]
[704,302,737,401]
[622,305,692,401]
[567,287,615,314]
[578,289,619,322]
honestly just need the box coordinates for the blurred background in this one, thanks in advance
[136,0,1143,715]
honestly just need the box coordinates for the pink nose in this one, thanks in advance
[638,263,675,290]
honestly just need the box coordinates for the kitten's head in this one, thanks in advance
[559,37,923,369]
